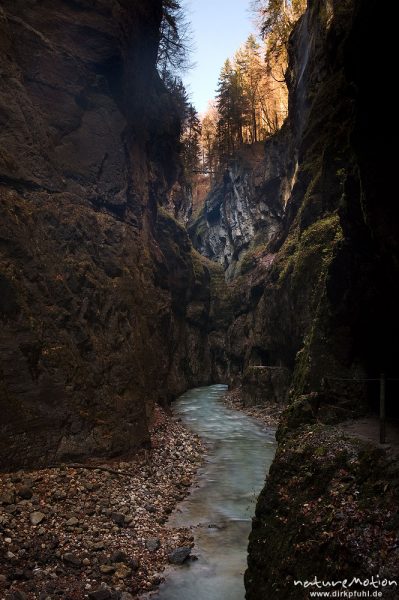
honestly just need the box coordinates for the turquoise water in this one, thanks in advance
[157,385,276,600]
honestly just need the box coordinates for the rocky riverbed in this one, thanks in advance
[223,387,283,428]
[0,407,204,600]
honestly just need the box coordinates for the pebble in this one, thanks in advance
[17,485,33,500]
[111,550,127,563]
[99,565,115,575]
[0,490,15,505]
[145,538,161,552]
[111,512,125,526]
[115,563,131,579]
[0,405,203,598]
[30,511,45,525]
[63,553,81,567]
[92,541,105,551]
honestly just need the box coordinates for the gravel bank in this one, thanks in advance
[0,407,205,599]
[223,387,283,428]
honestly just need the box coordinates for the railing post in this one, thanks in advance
[380,373,386,444]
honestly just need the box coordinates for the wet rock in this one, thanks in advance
[145,538,160,552]
[168,546,191,564]
[30,511,45,525]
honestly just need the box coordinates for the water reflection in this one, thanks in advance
[156,385,276,600]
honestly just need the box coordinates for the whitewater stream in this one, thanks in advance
[156,384,276,600]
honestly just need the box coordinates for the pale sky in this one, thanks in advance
[182,0,255,115]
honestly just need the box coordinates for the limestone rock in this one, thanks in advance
[29,511,45,526]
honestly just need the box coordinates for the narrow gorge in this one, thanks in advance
[0,0,397,599]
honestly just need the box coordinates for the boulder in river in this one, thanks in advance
[168,546,191,565]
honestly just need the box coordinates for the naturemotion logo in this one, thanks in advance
[293,576,397,598]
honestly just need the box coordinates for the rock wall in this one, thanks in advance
[189,141,291,280]
[242,0,399,595]
[192,0,398,414]
[0,0,227,470]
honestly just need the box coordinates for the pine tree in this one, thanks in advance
[157,0,192,80]
[235,35,264,143]
[216,59,246,159]
[181,104,202,175]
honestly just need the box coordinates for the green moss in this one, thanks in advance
[157,206,187,234]
[276,213,342,287]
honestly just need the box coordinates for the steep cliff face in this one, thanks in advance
[239,0,399,595]
[192,0,398,415]
[189,140,290,279]
[0,0,227,470]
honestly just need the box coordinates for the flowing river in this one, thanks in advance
[156,384,276,600]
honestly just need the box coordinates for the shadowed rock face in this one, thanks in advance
[242,0,398,596]
[0,0,228,470]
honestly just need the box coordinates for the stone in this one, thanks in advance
[111,512,125,526]
[17,485,33,500]
[130,557,140,571]
[10,592,27,600]
[115,564,131,579]
[65,516,79,527]
[168,547,191,565]
[110,550,127,563]
[120,594,134,600]
[145,538,160,552]
[92,541,105,551]
[99,565,115,575]
[53,491,67,501]
[63,553,81,567]
[0,490,15,505]
[30,511,45,525]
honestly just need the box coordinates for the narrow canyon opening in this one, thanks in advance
[0,0,398,599]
